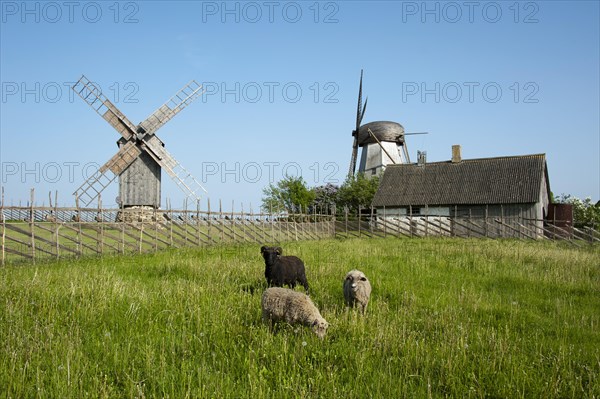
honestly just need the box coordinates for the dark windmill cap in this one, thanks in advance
[357,121,405,146]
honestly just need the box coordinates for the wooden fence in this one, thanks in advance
[335,211,599,244]
[1,200,598,265]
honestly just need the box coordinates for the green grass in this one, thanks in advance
[1,238,599,398]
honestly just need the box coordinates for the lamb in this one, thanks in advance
[260,246,309,293]
[261,287,329,339]
[343,269,372,314]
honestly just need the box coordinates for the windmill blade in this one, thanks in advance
[360,97,368,125]
[348,137,359,177]
[138,80,204,135]
[141,135,207,201]
[405,132,429,135]
[73,141,142,206]
[72,75,137,140]
[349,70,366,177]
[355,69,364,131]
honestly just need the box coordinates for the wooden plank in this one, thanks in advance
[451,218,485,238]
[62,224,107,250]
[3,246,33,260]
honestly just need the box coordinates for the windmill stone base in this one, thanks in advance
[116,206,158,223]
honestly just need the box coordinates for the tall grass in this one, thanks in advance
[1,238,599,398]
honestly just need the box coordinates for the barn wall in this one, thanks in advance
[376,203,545,238]
[119,152,161,208]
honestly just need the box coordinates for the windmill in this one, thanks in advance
[71,75,206,211]
[348,70,426,178]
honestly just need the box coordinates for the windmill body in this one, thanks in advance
[116,137,162,208]
[348,71,419,178]
[71,75,206,209]
[357,121,409,176]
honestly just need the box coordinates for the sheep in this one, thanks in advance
[343,269,372,314]
[260,246,309,293]
[261,287,329,339]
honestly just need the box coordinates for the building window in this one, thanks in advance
[408,207,421,216]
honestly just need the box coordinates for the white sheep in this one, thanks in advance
[343,270,372,314]
[261,287,329,339]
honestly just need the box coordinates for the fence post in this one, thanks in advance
[331,205,336,238]
[409,205,413,237]
[294,206,299,241]
[231,200,235,243]
[344,207,348,237]
[270,204,275,242]
[75,195,82,257]
[52,191,59,259]
[196,200,201,246]
[485,204,489,238]
[1,187,5,266]
[120,198,126,254]
[138,212,144,254]
[501,204,505,238]
[207,198,212,244]
[370,205,374,236]
[219,199,224,243]
[453,205,457,237]
[241,203,246,242]
[425,204,429,237]
[154,205,159,252]
[168,200,174,247]
[468,208,472,238]
[30,188,35,264]
[358,207,362,237]
[98,194,104,256]
[382,206,386,238]
[519,207,523,239]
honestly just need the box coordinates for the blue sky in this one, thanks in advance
[1,0,599,210]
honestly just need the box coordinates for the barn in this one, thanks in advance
[371,147,551,238]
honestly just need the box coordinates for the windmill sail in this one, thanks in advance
[138,80,203,135]
[141,135,207,200]
[349,70,367,177]
[72,75,137,140]
[73,141,142,205]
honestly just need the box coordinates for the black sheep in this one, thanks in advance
[260,246,309,293]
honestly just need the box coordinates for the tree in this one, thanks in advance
[261,176,316,214]
[337,173,380,214]
[310,183,339,214]
[555,194,600,228]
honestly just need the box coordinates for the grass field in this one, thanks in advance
[1,238,599,398]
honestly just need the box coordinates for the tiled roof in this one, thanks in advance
[372,154,548,207]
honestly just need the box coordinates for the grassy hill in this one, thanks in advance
[1,238,599,398]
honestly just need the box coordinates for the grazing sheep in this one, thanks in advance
[261,287,329,339]
[343,270,372,314]
[261,246,309,293]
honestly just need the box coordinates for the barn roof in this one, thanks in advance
[372,153,549,207]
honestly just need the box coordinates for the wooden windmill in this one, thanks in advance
[348,70,426,178]
[71,75,206,209]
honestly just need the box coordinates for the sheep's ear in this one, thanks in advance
[260,246,267,253]
[275,247,283,255]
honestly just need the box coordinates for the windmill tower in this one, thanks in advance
[71,75,206,211]
[348,70,423,178]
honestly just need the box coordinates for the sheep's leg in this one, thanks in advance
[302,281,309,295]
